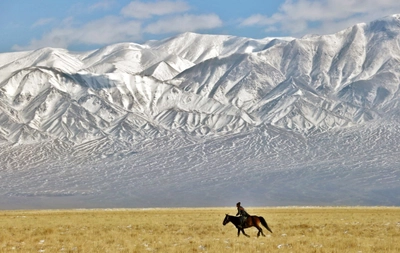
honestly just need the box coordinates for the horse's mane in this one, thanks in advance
[226,214,241,222]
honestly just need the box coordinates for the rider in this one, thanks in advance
[236,202,250,228]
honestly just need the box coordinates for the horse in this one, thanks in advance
[222,214,273,237]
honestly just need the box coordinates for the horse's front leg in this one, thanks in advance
[241,228,250,237]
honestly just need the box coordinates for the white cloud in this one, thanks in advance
[88,0,116,12]
[144,14,222,34]
[77,16,142,44]
[240,0,400,36]
[12,0,222,51]
[13,16,142,51]
[121,0,190,19]
[31,18,55,28]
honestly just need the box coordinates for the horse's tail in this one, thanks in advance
[259,216,273,233]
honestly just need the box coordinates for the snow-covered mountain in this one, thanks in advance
[0,15,400,208]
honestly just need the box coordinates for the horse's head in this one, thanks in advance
[223,214,230,226]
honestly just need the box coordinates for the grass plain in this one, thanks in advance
[0,207,399,252]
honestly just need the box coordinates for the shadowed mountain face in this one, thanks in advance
[0,15,400,208]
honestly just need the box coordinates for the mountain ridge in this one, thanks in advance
[0,14,400,208]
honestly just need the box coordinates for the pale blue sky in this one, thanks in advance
[1,0,400,52]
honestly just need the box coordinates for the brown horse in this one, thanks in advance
[223,214,273,237]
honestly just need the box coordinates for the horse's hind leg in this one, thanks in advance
[256,225,266,237]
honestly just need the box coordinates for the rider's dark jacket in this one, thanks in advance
[236,206,250,217]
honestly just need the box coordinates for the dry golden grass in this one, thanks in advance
[0,207,399,252]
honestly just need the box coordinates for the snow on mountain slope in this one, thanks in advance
[81,43,158,74]
[140,54,195,81]
[0,51,31,68]
[145,32,278,64]
[0,14,400,208]
[174,14,400,132]
[0,48,84,80]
